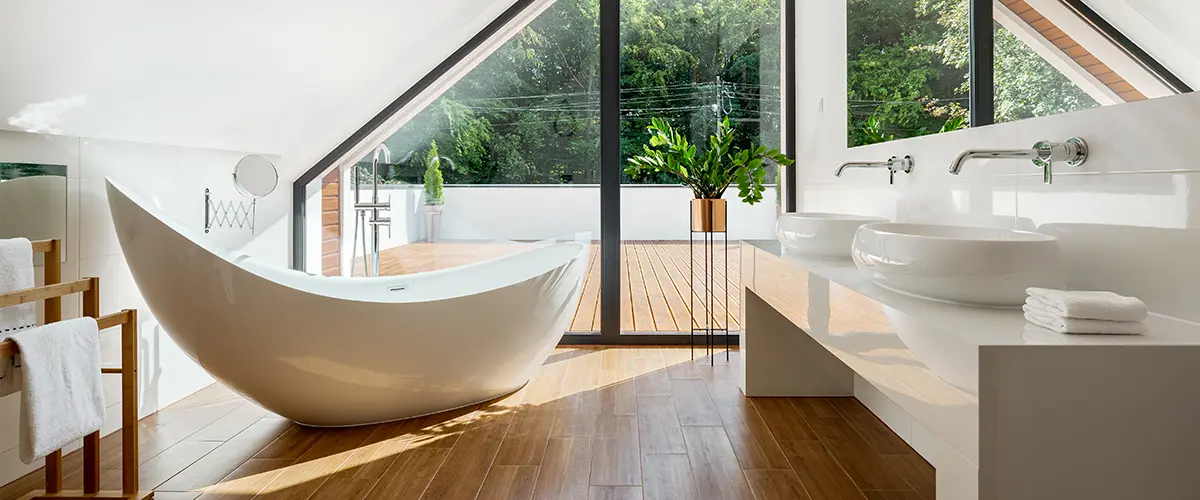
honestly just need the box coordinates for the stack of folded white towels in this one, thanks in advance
[1024,287,1148,335]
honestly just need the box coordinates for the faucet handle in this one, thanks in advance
[1031,138,1087,184]
[886,155,914,185]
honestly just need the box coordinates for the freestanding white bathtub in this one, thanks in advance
[106,179,588,426]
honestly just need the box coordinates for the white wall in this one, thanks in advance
[797,0,1200,476]
[433,185,779,241]
[317,184,782,273]
[0,129,281,485]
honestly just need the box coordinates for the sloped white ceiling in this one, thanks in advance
[0,0,516,178]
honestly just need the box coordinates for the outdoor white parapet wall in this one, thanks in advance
[312,183,781,274]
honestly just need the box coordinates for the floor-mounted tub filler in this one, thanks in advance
[106,179,589,426]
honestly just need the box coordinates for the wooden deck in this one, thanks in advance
[356,242,740,333]
[0,347,935,500]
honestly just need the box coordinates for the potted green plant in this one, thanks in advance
[423,141,445,242]
[626,117,793,232]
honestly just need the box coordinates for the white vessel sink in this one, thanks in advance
[851,223,1065,306]
[776,213,887,258]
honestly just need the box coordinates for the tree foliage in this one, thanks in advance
[915,0,1098,122]
[373,0,783,187]
[423,141,445,205]
[849,0,1099,146]
[847,0,967,146]
[0,163,67,180]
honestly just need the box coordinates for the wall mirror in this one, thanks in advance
[0,163,68,263]
[847,0,1196,147]
[233,154,278,198]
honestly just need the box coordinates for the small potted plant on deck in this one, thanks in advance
[626,117,793,232]
[423,141,445,242]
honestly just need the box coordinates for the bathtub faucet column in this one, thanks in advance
[351,144,393,277]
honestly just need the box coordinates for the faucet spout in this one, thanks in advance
[835,156,914,184]
[948,149,1037,175]
[947,138,1088,184]
[835,161,884,177]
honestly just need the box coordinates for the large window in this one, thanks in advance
[296,0,788,342]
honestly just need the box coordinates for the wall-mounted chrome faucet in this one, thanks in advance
[949,138,1088,184]
[835,155,914,185]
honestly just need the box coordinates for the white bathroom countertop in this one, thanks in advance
[741,239,1200,499]
[744,239,1200,348]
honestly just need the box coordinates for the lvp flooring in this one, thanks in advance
[1,347,933,500]
[355,242,741,333]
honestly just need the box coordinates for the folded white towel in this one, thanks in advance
[10,317,105,464]
[0,237,36,398]
[1025,287,1148,322]
[1022,322,1067,345]
[1023,305,1147,335]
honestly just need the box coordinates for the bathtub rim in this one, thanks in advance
[106,177,590,304]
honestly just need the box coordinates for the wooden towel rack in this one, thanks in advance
[0,239,149,499]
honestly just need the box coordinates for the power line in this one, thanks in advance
[450,82,779,104]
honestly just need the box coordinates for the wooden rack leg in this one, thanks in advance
[43,240,61,324]
[83,432,100,493]
[122,310,139,494]
[44,451,62,493]
[43,241,64,495]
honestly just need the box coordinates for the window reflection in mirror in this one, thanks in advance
[993,2,1102,123]
[848,0,1193,147]
[0,163,68,264]
[847,0,969,147]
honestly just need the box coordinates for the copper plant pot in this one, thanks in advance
[691,198,727,233]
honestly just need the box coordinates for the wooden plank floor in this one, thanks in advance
[0,348,933,500]
[355,242,740,333]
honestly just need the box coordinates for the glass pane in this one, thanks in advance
[846,0,970,147]
[302,0,600,333]
[620,0,782,334]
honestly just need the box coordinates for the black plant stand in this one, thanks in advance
[690,201,730,365]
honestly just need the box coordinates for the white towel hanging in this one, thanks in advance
[0,237,36,398]
[10,317,106,464]
[0,237,35,334]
